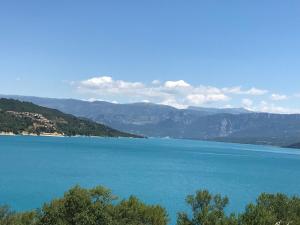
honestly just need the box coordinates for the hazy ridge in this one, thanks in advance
[2,94,300,147]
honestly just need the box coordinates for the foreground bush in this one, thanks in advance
[176,190,238,225]
[1,186,300,225]
[177,190,300,225]
[240,193,300,225]
[0,185,168,225]
[0,205,36,225]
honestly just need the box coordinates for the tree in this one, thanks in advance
[176,190,238,225]
[2,186,300,225]
[240,193,300,225]
[114,196,168,225]
[177,190,300,225]
[0,206,37,225]
[37,185,116,225]
[0,205,14,225]
[36,185,168,225]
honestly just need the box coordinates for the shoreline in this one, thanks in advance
[0,132,64,137]
[0,132,299,151]
[0,132,138,138]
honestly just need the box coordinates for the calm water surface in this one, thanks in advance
[1,136,300,223]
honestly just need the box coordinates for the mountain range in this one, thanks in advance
[1,94,300,148]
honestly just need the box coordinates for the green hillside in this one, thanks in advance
[0,98,140,137]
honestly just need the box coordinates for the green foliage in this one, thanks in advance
[240,193,300,225]
[176,190,237,225]
[177,190,300,225]
[38,185,167,225]
[38,185,112,225]
[0,206,37,225]
[1,187,300,225]
[0,185,168,225]
[0,205,13,225]
[114,196,168,225]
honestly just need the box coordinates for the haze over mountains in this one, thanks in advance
[2,94,300,147]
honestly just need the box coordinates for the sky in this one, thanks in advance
[0,0,300,113]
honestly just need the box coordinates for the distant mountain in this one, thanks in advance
[0,98,139,138]
[286,142,300,149]
[2,95,300,147]
[188,106,251,114]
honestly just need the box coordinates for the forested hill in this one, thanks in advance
[0,98,139,137]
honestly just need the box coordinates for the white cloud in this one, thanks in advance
[187,94,229,105]
[75,76,297,113]
[87,98,100,102]
[164,80,191,88]
[222,86,241,94]
[223,87,268,96]
[259,101,291,114]
[76,76,232,108]
[81,76,144,90]
[224,104,233,108]
[151,80,161,85]
[242,98,253,108]
[186,94,206,105]
[270,94,288,101]
[245,87,268,95]
[244,101,300,114]
[81,76,112,88]
[160,98,188,109]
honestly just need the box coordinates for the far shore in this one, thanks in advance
[0,132,138,139]
[0,131,64,137]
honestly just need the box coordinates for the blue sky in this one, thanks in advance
[1,0,300,113]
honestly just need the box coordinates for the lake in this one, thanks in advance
[1,136,300,223]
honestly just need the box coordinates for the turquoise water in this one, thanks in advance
[1,136,300,223]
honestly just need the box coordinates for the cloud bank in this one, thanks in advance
[75,76,274,110]
[270,94,288,101]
